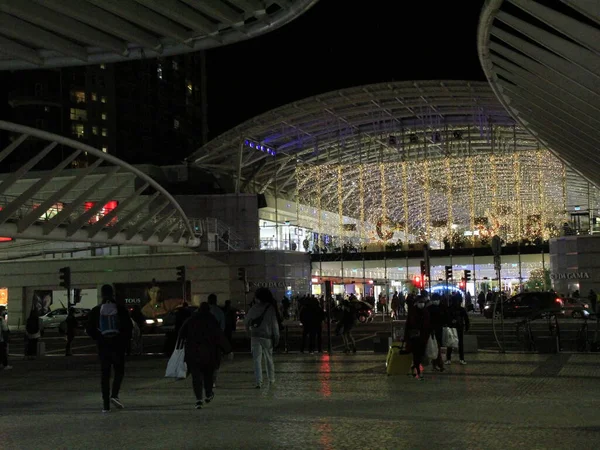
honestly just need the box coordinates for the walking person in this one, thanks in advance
[65,307,77,356]
[300,297,324,353]
[391,292,399,319]
[86,285,133,413]
[179,302,231,409]
[446,295,470,366]
[208,294,225,387]
[398,291,406,317]
[339,299,356,353]
[427,293,447,372]
[244,288,280,388]
[25,308,42,359]
[0,309,12,370]
[221,300,237,345]
[477,291,486,315]
[404,296,431,380]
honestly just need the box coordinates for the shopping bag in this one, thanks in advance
[443,327,459,349]
[165,340,187,379]
[426,335,438,360]
[386,342,412,376]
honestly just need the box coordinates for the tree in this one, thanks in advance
[525,268,551,291]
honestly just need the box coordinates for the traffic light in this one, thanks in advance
[59,267,71,289]
[73,288,82,304]
[464,269,471,282]
[445,265,453,281]
[413,275,422,289]
[237,267,246,282]
[176,265,186,282]
[420,260,426,278]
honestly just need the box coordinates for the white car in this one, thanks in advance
[41,308,89,329]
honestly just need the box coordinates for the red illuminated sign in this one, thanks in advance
[85,200,118,224]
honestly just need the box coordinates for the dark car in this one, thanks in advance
[561,298,592,319]
[333,300,373,324]
[484,292,563,319]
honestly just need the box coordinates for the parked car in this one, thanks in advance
[332,300,373,324]
[41,308,90,329]
[483,292,563,319]
[561,298,592,318]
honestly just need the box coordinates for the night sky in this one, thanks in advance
[206,0,487,139]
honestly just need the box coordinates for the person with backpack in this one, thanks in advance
[179,302,231,409]
[244,288,280,388]
[86,284,133,413]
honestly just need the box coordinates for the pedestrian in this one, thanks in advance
[300,297,324,353]
[65,307,77,356]
[25,308,42,359]
[207,294,225,387]
[221,300,237,344]
[398,291,406,316]
[339,299,356,353]
[427,293,447,372]
[477,291,486,315]
[244,287,280,388]
[179,302,231,409]
[587,289,597,314]
[445,295,470,366]
[391,291,399,319]
[86,284,133,413]
[404,296,431,380]
[0,309,12,370]
[281,296,291,320]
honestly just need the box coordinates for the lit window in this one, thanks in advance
[101,128,108,137]
[71,90,86,104]
[44,106,50,112]
[71,123,85,138]
[91,93,97,101]
[100,64,106,69]
[101,113,107,120]
[102,146,108,153]
[173,119,180,130]
[101,96,107,104]
[172,61,178,71]
[157,64,163,80]
[69,108,87,121]
[186,80,192,96]
[92,126,98,135]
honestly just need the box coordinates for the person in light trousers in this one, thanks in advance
[244,288,280,388]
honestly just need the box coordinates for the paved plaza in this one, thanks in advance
[1,351,600,449]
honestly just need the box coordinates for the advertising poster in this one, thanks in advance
[32,290,53,315]
[114,281,190,318]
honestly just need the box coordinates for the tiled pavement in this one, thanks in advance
[1,351,600,450]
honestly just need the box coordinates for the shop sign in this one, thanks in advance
[550,272,590,280]
[249,281,286,288]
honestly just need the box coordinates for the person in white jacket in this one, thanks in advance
[244,288,280,388]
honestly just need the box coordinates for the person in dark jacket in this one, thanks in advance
[404,296,431,380]
[86,284,133,413]
[445,296,470,365]
[222,300,237,344]
[427,293,447,372]
[65,308,78,356]
[25,308,42,358]
[179,302,231,409]
[300,298,324,353]
[339,299,356,353]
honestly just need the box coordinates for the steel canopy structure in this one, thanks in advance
[191,80,554,196]
[0,0,318,70]
[478,0,600,187]
[0,121,200,247]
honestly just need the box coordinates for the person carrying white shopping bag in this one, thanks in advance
[165,338,187,379]
[445,295,470,366]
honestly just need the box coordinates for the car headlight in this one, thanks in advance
[145,319,155,325]
[583,310,590,316]
[484,305,490,310]
[156,318,163,323]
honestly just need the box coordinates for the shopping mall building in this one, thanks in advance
[0,1,599,324]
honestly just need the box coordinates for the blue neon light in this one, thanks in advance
[244,139,276,156]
